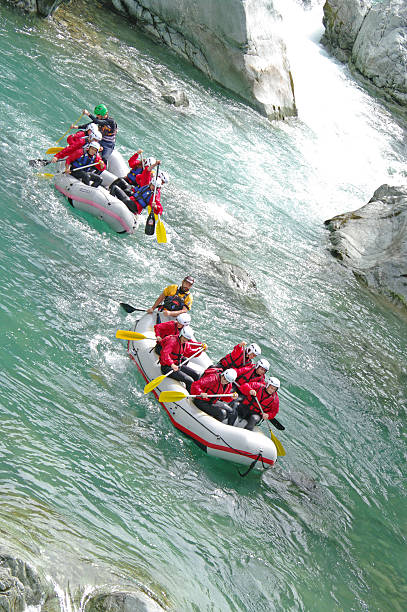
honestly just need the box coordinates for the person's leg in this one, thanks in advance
[193,399,226,422]
[245,413,261,431]
[88,171,103,187]
[161,365,194,392]
[101,142,115,164]
[72,169,90,185]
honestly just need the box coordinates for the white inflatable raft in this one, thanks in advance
[128,313,277,471]
[54,150,139,234]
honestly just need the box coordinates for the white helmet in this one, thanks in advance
[176,313,191,325]
[90,126,102,141]
[246,342,261,357]
[159,170,169,184]
[150,176,162,188]
[256,358,270,372]
[223,368,237,383]
[266,376,280,389]
[146,156,156,167]
[88,141,101,151]
[179,325,194,340]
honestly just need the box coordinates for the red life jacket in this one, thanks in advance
[159,336,195,367]
[190,372,232,403]
[154,320,178,342]
[236,364,264,386]
[219,344,252,369]
[241,385,279,417]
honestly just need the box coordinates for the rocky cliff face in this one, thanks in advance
[325,184,407,312]
[8,0,68,17]
[107,0,297,120]
[321,0,407,116]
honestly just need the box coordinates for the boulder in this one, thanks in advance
[8,0,69,17]
[321,0,407,116]
[85,590,164,612]
[109,0,297,120]
[0,554,44,611]
[161,88,189,107]
[324,184,407,311]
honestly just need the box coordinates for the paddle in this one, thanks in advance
[116,330,154,341]
[144,346,204,394]
[55,112,85,144]
[29,159,52,167]
[254,397,285,457]
[270,418,285,431]
[119,302,148,314]
[156,214,167,244]
[38,161,100,178]
[145,164,160,236]
[46,147,64,155]
[159,390,236,402]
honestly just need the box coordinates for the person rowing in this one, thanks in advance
[153,312,191,355]
[147,275,194,318]
[110,155,161,193]
[215,341,261,371]
[158,325,204,392]
[232,377,281,430]
[110,175,163,216]
[235,358,270,388]
[78,104,117,163]
[190,368,238,423]
[51,123,102,162]
[64,141,105,187]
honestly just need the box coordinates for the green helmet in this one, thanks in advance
[94,104,108,116]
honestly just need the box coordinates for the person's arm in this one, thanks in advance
[95,155,105,172]
[128,150,142,168]
[162,306,188,318]
[147,291,165,314]
[263,395,279,420]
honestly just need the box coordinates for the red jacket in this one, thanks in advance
[136,166,153,187]
[159,335,198,367]
[54,132,86,160]
[154,320,178,341]
[240,381,279,418]
[190,372,233,403]
[128,152,142,169]
[65,147,105,172]
[235,364,264,386]
[218,343,253,370]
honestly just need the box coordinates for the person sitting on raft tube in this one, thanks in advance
[159,325,204,392]
[215,341,261,371]
[111,156,161,193]
[78,105,117,163]
[153,312,191,355]
[235,358,270,388]
[147,276,194,317]
[64,141,105,187]
[190,368,238,423]
[233,377,280,431]
[51,124,102,162]
[110,176,163,216]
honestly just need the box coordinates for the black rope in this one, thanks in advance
[238,452,265,477]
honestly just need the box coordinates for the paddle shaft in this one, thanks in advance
[254,397,285,456]
[120,303,148,313]
[55,112,84,144]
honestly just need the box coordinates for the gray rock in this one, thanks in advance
[107,0,297,120]
[214,262,257,293]
[325,184,407,311]
[8,0,69,16]
[0,553,46,611]
[161,88,189,107]
[321,0,407,116]
[85,590,165,612]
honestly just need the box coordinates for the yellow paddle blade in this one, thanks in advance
[156,219,167,244]
[46,147,64,154]
[37,172,54,178]
[116,330,150,341]
[144,374,166,394]
[268,428,286,457]
[159,390,189,402]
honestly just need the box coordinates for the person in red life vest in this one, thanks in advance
[235,377,280,430]
[147,276,194,317]
[153,312,191,355]
[79,104,117,163]
[235,358,270,388]
[215,341,261,371]
[190,368,238,423]
[159,325,204,392]
[64,141,105,187]
[134,157,161,187]
[51,124,102,162]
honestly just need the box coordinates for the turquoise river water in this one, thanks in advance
[0,0,406,610]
